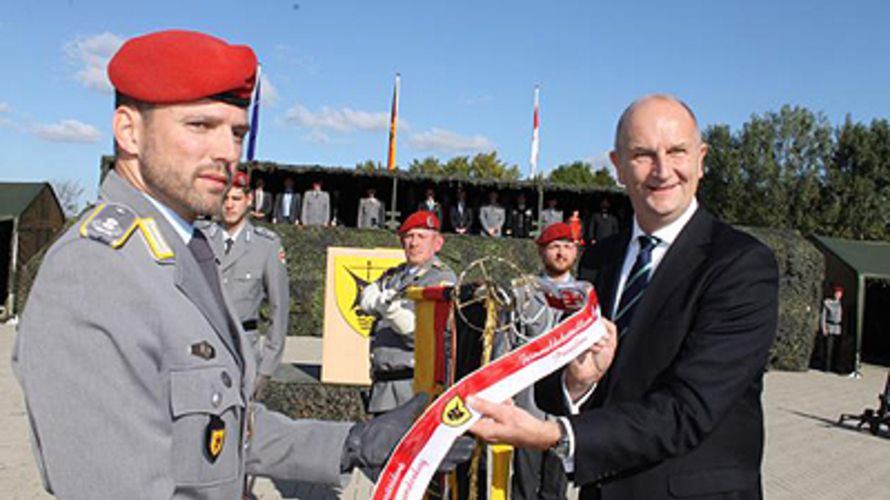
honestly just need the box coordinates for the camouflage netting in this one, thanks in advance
[17,222,823,373]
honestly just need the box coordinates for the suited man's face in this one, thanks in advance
[611,97,707,233]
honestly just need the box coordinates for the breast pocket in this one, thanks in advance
[233,270,262,300]
[169,365,245,487]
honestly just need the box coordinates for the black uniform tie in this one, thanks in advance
[615,235,659,336]
[224,237,234,254]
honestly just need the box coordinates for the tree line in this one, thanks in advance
[358,106,890,241]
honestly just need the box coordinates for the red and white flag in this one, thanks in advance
[387,73,401,171]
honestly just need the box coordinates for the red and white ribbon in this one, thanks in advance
[372,288,605,500]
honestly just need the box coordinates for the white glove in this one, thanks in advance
[385,299,416,335]
[360,283,398,314]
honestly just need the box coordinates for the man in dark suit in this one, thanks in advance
[449,187,473,234]
[272,177,301,225]
[250,177,273,221]
[470,94,778,500]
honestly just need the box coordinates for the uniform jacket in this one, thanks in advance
[273,190,301,224]
[449,203,473,233]
[13,170,350,499]
[821,298,842,336]
[202,221,289,377]
[586,212,620,245]
[479,204,506,237]
[540,208,563,229]
[507,204,535,238]
[251,188,273,221]
[301,189,330,226]
[360,256,456,413]
[357,197,385,229]
[536,207,778,500]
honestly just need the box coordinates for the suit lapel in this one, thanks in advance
[598,231,631,320]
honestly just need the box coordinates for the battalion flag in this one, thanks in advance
[529,85,540,178]
[246,65,262,162]
[387,73,401,171]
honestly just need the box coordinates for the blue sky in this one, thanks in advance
[1,0,889,199]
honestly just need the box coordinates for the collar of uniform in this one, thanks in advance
[539,272,574,284]
[142,192,195,244]
[223,222,247,243]
[630,197,698,250]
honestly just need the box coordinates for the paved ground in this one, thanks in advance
[2,321,888,499]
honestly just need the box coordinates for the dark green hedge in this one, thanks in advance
[17,223,822,372]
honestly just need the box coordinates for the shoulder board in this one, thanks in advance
[79,203,139,249]
[253,226,278,241]
[136,218,175,262]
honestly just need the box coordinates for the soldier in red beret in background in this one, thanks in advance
[13,30,470,499]
[360,211,457,415]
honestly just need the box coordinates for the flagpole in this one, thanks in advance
[246,64,262,162]
[529,84,540,179]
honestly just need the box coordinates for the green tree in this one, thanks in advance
[443,156,471,177]
[408,156,444,175]
[468,152,521,181]
[548,161,617,188]
[355,159,383,172]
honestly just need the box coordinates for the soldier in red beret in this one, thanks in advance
[14,30,471,499]
[360,211,456,414]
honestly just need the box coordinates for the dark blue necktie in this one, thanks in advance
[615,235,659,336]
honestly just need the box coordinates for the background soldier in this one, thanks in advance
[302,181,331,226]
[449,187,473,234]
[250,177,272,222]
[357,187,385,229]
[360,211,456,414]
[506,192,535,238]
[273,176,301,224]
[480,190,506,238]
[820,285,844,372]
[585,198,620,246]
[201,171,288,399]
[540,198,563,228]
[12,30,467,499]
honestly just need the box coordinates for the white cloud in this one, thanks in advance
[33,119,102,143]
[64,32,125,93]
[283,103,407,135]
[0,101,10,113]
[408,128,496,154]
[584,151,613,171]
[259,74,279,107]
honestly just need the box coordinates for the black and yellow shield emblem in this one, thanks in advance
[205,415,226,462]
[333,254,404,337]
[442,395,472,427]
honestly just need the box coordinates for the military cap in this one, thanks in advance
[399,210,440,234]
[108,30,257,107]
[535,222,573,246]
[232,171,250,189]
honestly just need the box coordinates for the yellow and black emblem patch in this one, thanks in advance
[442,395,472,427]
[205,415,226,462]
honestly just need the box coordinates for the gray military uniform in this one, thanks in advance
[301,190,330,226]
[360,256,456,414]
[540,208,564,229]
[357,197,385,229]
[479,204,506,238]
[202,221,289,378]
[13,170,350,499]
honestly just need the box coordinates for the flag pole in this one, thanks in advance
[246,64,262,162]
[529,84,540,179]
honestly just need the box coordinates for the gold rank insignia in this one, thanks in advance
[137,218,175,262]
[442,395,472,427]
[205,415,226,462]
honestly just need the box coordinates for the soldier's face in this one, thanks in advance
[222,188,251,227]
[539,240,577,276]
[611,98,706,234]
[400,229,443,266]
[137,99,249,220]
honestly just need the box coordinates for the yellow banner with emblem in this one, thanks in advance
[322,247,406,385]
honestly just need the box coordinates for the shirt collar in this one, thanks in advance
[223,223,245,242]
[630,198,698,247]
[142,193,195,244]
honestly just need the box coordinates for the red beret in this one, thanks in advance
[232,171,250,189]
[536,222,574,246]
[399,211,440,234]
[108,30,257,106]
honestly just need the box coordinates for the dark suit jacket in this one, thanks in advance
[272,191,301,224]
[449,203,473,233]
[252,188,273,221]
[537,207,778,500]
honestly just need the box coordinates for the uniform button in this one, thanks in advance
[221,371,232,388]
[211,392,222,408]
